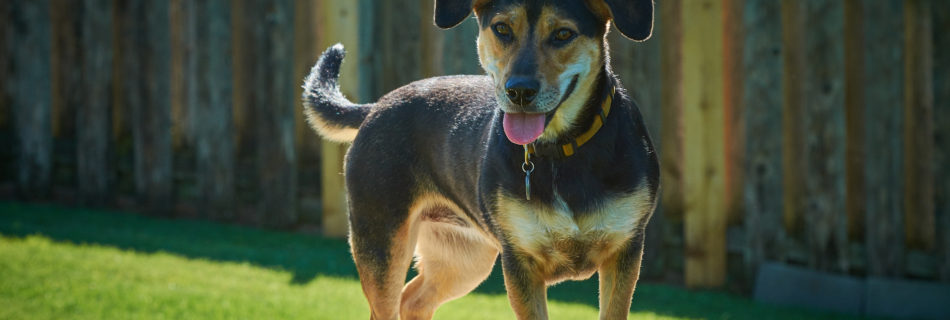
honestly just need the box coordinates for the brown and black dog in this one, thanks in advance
[303,0,658,319]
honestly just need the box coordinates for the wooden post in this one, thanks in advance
[801,0,848,272]
[115,0,173,214]
[6,0,52,198]
[318,0,360,237]
[933,0,950,283]
[75,0,114,205]
[903,0,935,252]
[187,0,236,221]
[682,0,726,288]
[862,0,906,278]
[742,0,785,275]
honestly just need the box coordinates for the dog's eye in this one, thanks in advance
[553,29,575,41]
[553,28,575,42]
[493,23,512,38]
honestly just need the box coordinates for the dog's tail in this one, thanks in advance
[302,44,371,143]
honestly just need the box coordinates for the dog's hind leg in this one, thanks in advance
[400,221,498,320]
[349,201,420,320]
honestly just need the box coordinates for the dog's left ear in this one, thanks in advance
[602,0,654,41]
[434,0,473,29]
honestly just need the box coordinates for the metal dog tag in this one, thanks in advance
[522,145,534,201]
[524,172,531,200]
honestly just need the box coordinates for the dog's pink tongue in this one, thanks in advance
[503,113,546,145]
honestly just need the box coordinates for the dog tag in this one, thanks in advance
[524,172,531,201]
[522,145,534,201]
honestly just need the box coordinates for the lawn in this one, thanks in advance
[0,201,863,319]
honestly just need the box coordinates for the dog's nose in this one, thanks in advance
[505,77,539,106]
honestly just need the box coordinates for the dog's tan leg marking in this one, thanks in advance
[400,221,498,319]
[597,239,644,320]
[353,214,421,320]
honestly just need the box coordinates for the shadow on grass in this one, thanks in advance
[0,201,863,320]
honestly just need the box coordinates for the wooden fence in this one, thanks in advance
[1,0,947,289]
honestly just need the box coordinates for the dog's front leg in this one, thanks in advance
[597,233,646,320]
[501,251,549,320]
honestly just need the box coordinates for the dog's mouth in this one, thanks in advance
[501,75,579,145]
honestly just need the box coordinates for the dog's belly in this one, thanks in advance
[496,185,654,282]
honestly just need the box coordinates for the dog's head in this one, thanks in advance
[435,0,653,145]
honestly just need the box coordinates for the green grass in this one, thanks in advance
[0,201,863,319]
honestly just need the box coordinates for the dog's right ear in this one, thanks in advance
[434,0,473,29]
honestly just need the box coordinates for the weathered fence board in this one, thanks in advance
[934,0,950,283]
[659,0,684,226]
[802,0,847,272]
[50,0,78,142]
[239,0,297,227]
[780,0,805,239]
[0,2,7,183]
[742,0,785,274]
[843,0,865,243]
[293,0,322,224]
[6,0,52,198]
[863,0,905,277]
[170,0,193,152]
[440,18,481,75]
[723,0,745,225]
[115,0,173,215]
[903,0,935,252]
[190,0,235,221]
[50,0,80,192]
[76,0,114,205]
[658,0,685,279]
[682,0,726,288]
[359,0,423,101]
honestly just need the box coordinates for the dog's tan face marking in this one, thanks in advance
[476,4,605,143]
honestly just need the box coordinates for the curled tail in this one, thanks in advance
[302,44,371,142]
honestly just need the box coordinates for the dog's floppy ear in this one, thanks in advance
[434,0,473,29]
[602,0,654,41]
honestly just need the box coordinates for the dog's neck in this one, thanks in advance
[529,68,612,157]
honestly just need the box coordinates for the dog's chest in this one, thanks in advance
[496,184,653,279]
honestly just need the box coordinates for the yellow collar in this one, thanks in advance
[526,86,615,158]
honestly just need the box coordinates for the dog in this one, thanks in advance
[303,0,658,319]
